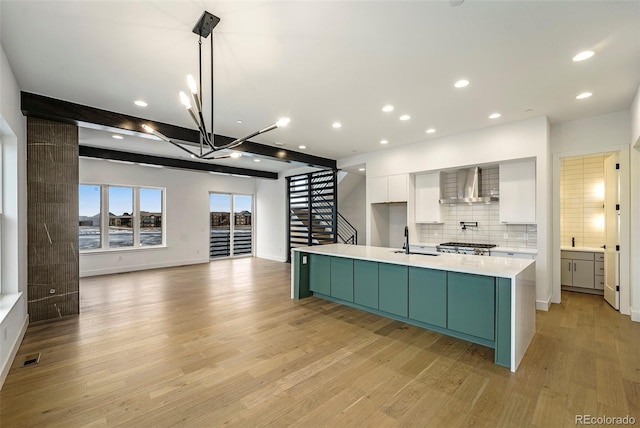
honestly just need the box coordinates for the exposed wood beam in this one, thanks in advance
[79,146,278,179]
[21,92,337,170]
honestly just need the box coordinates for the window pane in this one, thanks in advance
[233,195,252,256]
[210,193,231,258]
[140,188,163,246]
[108,186,133,247]
[78,184,101,250]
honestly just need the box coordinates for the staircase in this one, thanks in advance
[287,170,358,261]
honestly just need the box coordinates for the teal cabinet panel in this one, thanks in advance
[354,260,379,309]
[293,252,312,299]
[447,272,495,341]
[378,263,408,317]
[309,254,331,295]
[331,257,354,302]
[495,278,512,367]
[408,267,447,328]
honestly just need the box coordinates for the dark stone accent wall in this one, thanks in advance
[26,117,79,322]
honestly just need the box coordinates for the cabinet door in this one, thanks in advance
[378,263,408,317]
[370,177,389,203]
[447,272,495,341]
[499,160,536,223]
[408,267,446,327]
[388,174,408,202]
[560,258,573,286]
[309,254,331,295]
[330,257,354,302]
[572,260,594,288]
[354,260,379,309]
[415,172,442,223]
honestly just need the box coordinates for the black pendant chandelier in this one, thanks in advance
[143,11,290,160]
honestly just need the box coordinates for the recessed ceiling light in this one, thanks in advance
[572,51,594,62]
[112,135,124,140]
[399,115,411,121]
[298,145,306,149]
[359,168,366,172]
[332,122,342,128]
[426,128,436,134]
[229,152,242,159]
[380,139,389,145]
[576,92,593,100]
[236,120,243,124]
[489,113,501,119]
[454,79,470,88]
[382,105,394,112]
[254,159,261,162]
[134,100,148,107]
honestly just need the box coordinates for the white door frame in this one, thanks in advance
[552,145,630,315]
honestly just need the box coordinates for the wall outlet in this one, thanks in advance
[503,233,508,239]
[433,231,439,237]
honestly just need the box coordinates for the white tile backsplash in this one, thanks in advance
[560,154,605,248]
[417,166,536,249]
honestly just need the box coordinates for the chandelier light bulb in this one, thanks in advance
[276,117,291,127]
[187,75,198,94]
[179,91,192,109]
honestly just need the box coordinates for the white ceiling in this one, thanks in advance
[1,1,639,167]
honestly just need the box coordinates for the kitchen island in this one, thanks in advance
[291,244,536,372]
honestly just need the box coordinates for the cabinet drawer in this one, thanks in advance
[595,261,605,275]
[594,275,605,290]
[595,253,605,262]
[561,251,594,261]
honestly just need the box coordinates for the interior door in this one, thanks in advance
[604,153,620,310]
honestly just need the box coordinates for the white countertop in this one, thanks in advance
[561,246,604,253]
[293,244,534,279]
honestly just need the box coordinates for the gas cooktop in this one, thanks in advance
[438,242,497,249]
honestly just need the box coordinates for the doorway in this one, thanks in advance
[554,148,629,314]
[209,193,254,259]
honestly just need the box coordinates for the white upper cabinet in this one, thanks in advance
[371,174,408,203]
[414,172,442,223]
[499,159,536,223]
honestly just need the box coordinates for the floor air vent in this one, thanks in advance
[21,353,41,367]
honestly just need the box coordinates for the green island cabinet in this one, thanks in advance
[408,267,447,328]
[296,251,514,369]
[378,263,409,317]
[354,260,379,309]
[447,271,495,341]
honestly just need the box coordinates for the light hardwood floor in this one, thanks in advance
[2,257,639,427]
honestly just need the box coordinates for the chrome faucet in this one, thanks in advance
[404,226,409,254]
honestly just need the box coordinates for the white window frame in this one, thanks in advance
[79,183,166,252]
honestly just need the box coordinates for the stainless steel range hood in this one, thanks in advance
[439,167,499,204]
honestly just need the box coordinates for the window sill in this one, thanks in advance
[79,245,167,255]
[0,292,23,324]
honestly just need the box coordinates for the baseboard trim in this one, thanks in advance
[536,296,551,311]
[631,307,640,323]
[80,258,207,277]
[256,253,287,263]
[1,314,28,390]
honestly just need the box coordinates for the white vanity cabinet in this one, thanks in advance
[499,160,536,223]
[414,172,442,223]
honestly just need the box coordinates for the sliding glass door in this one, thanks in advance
[209,193,253,259]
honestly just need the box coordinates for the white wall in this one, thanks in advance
[550,110,632,316]
[337,173,366,245]
[339,116,553,310]
[255,176,288,262]
[631,85,640,321]
[0,44,29,389]
[79,158,258,276]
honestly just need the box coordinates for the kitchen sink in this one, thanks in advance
[391,250,440,256]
